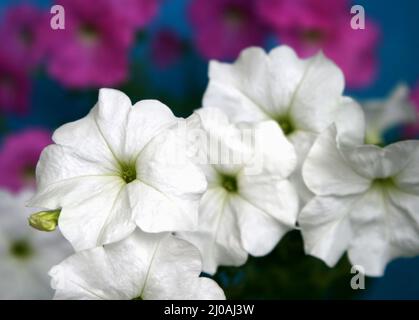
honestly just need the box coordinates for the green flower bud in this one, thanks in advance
[28,209,61,232]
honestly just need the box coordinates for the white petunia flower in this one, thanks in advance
[299,103,419,276]
[28,89,207,251]
[49,229,225,300]
[363,84,417,145]
[178,108,299,274]
[202,45,347,204]
[0,189,73,299]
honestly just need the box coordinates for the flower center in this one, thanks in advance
[0,75,13,90]
[224,6,245,28]
[276,116,295,135]
[22,165,36,183]
[9,239,33,260]
[78,24,99,46]
[221,174,238,193]
[373,177,395,189]
[301,29,325,44]
[119,163,137,184]
[365,129,384,146]
[19,27,33,46]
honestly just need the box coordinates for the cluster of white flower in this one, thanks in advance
[26,45,419,299]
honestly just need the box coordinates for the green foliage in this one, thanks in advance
[214,230,370,299]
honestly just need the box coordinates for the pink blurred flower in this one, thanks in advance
[0,50,31,115]
[189,0,266,60]
[404,83,419,138]
[257,0,348,31]
[0,129,52,193]
[151,30,183,68]
[258,0,380,88]
[411,83,419,112]
[109,0,160,29]
[0,4,48,70]
[46,0,157,88]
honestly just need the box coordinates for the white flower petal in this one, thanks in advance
[50,231,151,300]
[302,126,370,197]
[204,47,272,122]
[142,234,225,300]
[50,230,225,300]
[59,181,136,251]
[193,108,255,175]
[289,52,345,133]
[288,130,317,204]
[267,46,307,115]
[230,195,290,257]
[178,188,248,275]
[394,141,419,194]
[194,107,234,135]
[132,129,207,233]
[51,107,118,173]
[52,88,140,169]
[299,195,356,267]
[240,120,297,178]
[130,181,198,233]
[28,144,120,209]
[33,143,116,194]
[124,100,177,162]
[239,175,298,228]
[363,84,417,142]
[348,187,419,277]
[341,141,418,180]
[94,88,132,159]
[334,97,366,145]
[53,90,177,166]
[28,175,118,210]
[137,131,207,200]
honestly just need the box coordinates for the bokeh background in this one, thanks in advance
[0,0,418,299]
